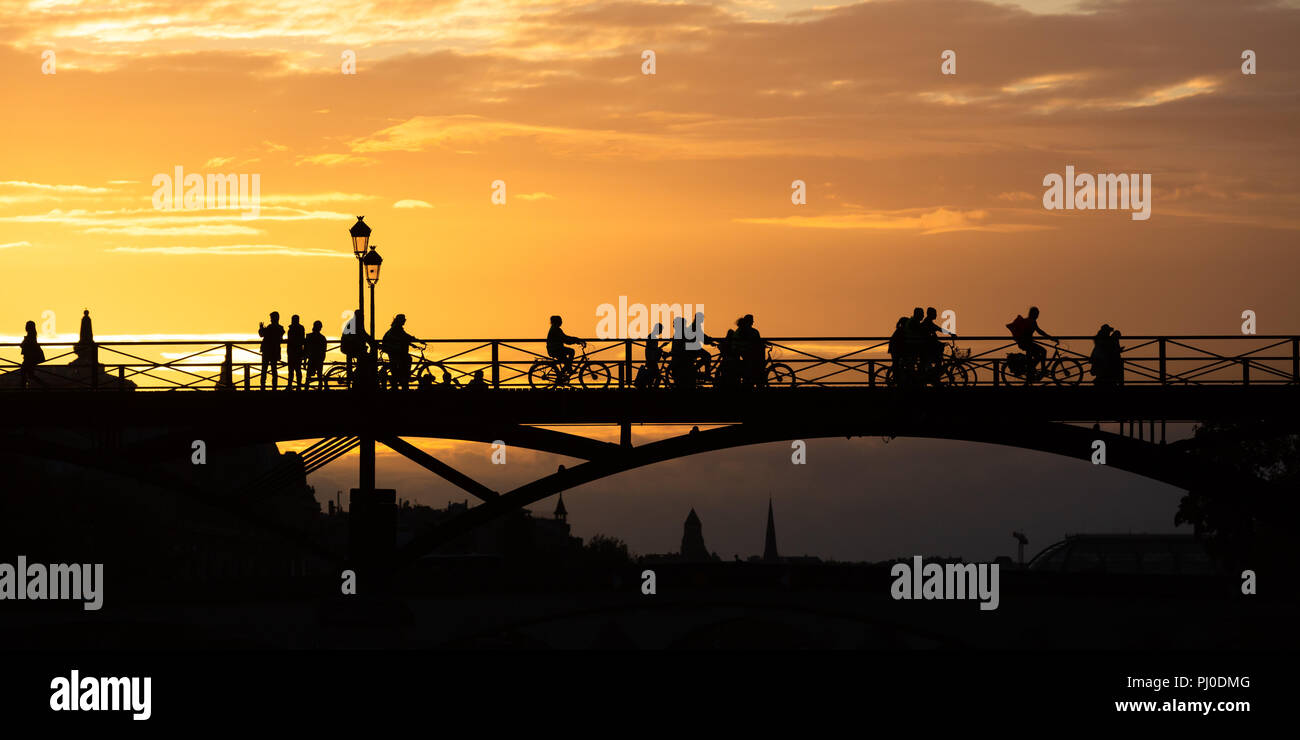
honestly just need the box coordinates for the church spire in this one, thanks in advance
[763,498,779,562]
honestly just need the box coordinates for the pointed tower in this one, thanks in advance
[763,498,780,562]
[554,493,568,522]
[680,508,709,561]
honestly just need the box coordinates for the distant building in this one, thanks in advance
[681,508,711,561]
[763,498,779,562]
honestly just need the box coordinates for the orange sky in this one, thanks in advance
[2,0,1297,345]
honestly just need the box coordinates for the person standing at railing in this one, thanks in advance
[258,311,285,390]
[286,315,306,390]
[638,322,664,389]
[74,309,98,370]
[304,320,327,389]
[20,320,44,389]
[735,314,765,389]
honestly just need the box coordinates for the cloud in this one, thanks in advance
[107,244,352,258]
[735,208,1054,235]
[0,241,34,249]
[0,181,115,193]
[392,199,433,208]
[203,156,235,168]
[515,192,555,201]
[85,224,263,236]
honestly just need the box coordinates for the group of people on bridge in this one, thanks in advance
[9,305,1128,390]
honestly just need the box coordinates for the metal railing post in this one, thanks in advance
[868,360,875,387]
[243,364,251,390]
[118,366,125,391]
[624,339,633,389]
[1158,338,1166,385]
[491,341,500,389]
[1242,359,1250,386]
[1292,337,1298,383]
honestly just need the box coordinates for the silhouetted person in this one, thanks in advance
[74,309,97,369]
[547,315,585,382]
[258,311,284,390]
[466,369,488,389]
[685,312,715,380]
[887,316,909,383]
[1007,306,1054,379]
[715,328,742,388]
[670,316,695,390]
[639,322,664,389]
[904,307,925,377]
[341,310,376,389]
[20,320,44,389]
[1109,330,1125,386]
[382,314,423,390]
[919,307,954,385]
[304,320,327,389]
[735,314,764,389]
[1090,324,1115,385]
[217,343,235,390]
[285,315,305,389]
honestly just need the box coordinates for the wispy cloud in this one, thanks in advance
[107,244,352,258]
[393,199,433,209]
[736,208,1053,236]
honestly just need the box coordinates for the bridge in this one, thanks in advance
[3,334,1297,570]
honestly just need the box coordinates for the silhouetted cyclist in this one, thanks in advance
[258,312,285,390]
[341,309,376,389]
[685,312,716,379]
[382,314,424,390]
[919,307,955,385]
[547,315,586,380]
[1007,306,1054,379]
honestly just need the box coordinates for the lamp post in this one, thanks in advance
[349,217,371,332]
[363,244,383,342]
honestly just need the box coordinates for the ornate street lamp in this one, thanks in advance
[363,244,383,286]
[350,216,371,256]
[363,245,383,342]
[349,217,371,334]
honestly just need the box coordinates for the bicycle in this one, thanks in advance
[876,338,976,388]
[528,344,612,389]
[324,346,455,389]
[659,344,794,388]
[999,341,1084,386]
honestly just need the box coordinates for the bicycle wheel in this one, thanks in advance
[878,364,898,388]
[323,364,349,389]
[766,363,795,387]
[943,363,969,387]
[528,360,560,389]
[415,362,445,388]
[579,361,612,389]
[1052,358,1086,386]
[997,360,1025,386]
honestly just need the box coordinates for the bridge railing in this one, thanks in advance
[0,335,1296,390]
